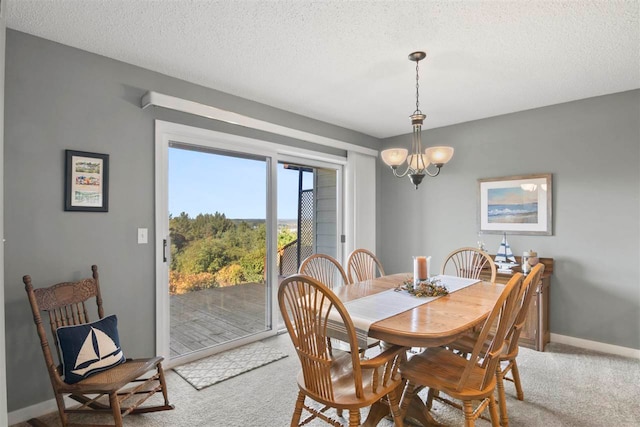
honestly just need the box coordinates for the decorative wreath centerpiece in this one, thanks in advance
[395,276,449,298]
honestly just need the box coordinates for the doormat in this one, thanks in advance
[173,341,288,390]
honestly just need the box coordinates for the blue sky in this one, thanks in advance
[168,147,312,219]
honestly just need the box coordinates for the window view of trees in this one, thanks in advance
[169,212,296,294]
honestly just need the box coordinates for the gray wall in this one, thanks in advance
[3,30,378,412]
[377,90,640,350]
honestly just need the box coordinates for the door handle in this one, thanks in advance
[163,239,168,263]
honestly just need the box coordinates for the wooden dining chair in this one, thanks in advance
[496,263,545,424]
[24,265,173,427]
[441,246,497,283]
[399,273,523,427]
[278,274,407,427]
[346,248,385,283]
[299,254,381,356]
[298,253,348,289]
[446,263,546,426]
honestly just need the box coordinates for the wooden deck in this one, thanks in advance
[170,283,267,358]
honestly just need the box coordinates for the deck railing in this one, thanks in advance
[278,239,312,277]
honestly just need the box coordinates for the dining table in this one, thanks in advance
[330,273,506,427]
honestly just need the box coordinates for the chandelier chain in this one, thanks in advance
[415,60,420,114]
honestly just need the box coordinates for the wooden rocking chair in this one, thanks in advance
[24,265,173,427]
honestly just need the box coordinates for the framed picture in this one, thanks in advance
[478,173,552,235]
[64,150,109,212]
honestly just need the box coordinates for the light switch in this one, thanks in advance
[137,228,148,244]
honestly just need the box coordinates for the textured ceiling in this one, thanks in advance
[5,0,640,138]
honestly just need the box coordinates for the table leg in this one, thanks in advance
[362,400,390,427]
[404,394,443,427]
[363,391,443,426]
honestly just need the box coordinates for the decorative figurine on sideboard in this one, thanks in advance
[495,233,518,273]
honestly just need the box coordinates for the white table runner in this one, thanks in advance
[328,275,480,349]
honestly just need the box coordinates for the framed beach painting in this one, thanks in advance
[478,173,552,235]
[64,150,109,212]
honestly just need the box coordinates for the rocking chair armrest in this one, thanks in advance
[360,345,408,370]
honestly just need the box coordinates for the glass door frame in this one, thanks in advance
[154,120,347,367]
[276,154,344,331]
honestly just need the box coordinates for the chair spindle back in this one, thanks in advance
[24,265,103,376]
[278,274,364,400]
[346,249,385,283]
[298,254,348,290]
[441,247,497,283]
[459,272,523,391]
[506,263,545,355]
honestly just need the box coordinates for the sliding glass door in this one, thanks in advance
[166,145,271,362]
[277,162,340,278]
[155,121,346,365]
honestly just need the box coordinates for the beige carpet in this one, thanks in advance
[173,341,288,390]
[11,334,640,426]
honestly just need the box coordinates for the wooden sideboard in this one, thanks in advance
[479,256,554,351]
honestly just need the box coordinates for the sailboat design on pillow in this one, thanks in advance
[71,326,124,377]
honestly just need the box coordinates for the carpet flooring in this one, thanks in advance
[12,334,640,426]
[173,341,288,390]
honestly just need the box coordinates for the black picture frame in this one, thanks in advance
[64,150,109,212]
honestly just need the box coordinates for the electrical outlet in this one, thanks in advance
[137,228,148,244]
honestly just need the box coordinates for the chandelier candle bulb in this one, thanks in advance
[413,256,428,285]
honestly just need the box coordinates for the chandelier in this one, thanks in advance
[381,51,454,189]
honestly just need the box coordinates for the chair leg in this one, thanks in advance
[496,366,509,427]
[488,394,500,427]
[53,393,68,427]
[291,391,305,427]
[463,400,475,427]
[158,362,171,406]
[426,388,437,410]
[387,386,404,427]
[510,359,524,400]
[348,409,361,426]
[109,392,124,427]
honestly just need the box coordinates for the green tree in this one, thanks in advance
[169,215,278,292]
[240,247,266,283]
[170,212,192,251]
[174,237,230,276]
[278,226,297,250]
[215,264,244,286]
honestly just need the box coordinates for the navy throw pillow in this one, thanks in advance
[56,314,125,384]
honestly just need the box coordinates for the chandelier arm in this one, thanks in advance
[423,164,442,177]
[390,165,412,178]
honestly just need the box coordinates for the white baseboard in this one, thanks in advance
[551,333,640,359]
[7,396,59,425]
